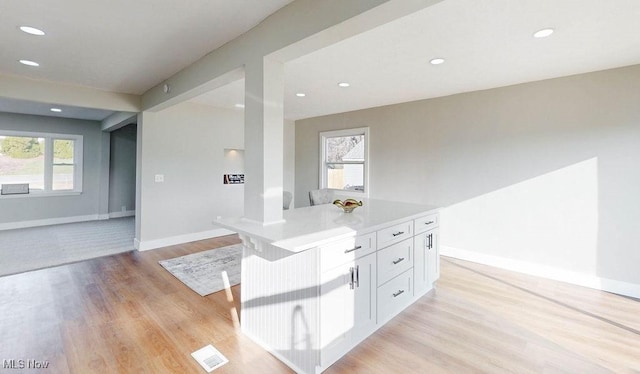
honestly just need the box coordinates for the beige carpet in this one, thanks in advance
[0,217,135,277]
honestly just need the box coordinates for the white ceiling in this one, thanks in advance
[0,0,293,120]
[0,0,294,94]
[280,0,640,120]
[2,0,640,121]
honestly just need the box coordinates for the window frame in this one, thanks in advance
[0,130,83,198]
[319,127,369,197]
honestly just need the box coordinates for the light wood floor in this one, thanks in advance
[1,235,638,373]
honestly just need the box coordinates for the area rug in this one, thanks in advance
[159,244,243,296]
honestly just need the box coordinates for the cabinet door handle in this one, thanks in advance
[349,267,355,290]
[392,231,405,237]
[393,290,404,297]
[428,233,433,249]
[392,257,405,265]
[355,265,360,288]
[344,245,362,254]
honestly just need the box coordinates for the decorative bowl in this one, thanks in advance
[333,199,363,213]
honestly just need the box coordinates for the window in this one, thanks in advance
[320,127,369,194]
[0,130,83,196]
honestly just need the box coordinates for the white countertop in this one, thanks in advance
[215,198,439,253]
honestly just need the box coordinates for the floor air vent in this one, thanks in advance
[191,345,229,372]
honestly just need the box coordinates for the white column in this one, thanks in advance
[244,57,284,224]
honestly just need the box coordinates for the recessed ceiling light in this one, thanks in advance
[234,103,245,108]
[19,26,45,36]
[50,108,62,113]
[296,93,306,97]
[533,28,554,38]
[19,59,39,67]
[338,82,350,87]
[430,58,445,65]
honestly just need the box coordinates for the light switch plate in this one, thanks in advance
[154,174,164,183]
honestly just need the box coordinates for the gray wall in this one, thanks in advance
[138,102,244,244]
[0,112,107,224]
[295,64,640,287]
[109,123,137,214]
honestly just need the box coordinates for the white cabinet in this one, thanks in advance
[414,227,439,297]
[225,202,440,374]
[320,232,376,271]
[414,213,438,234]
[377,268,413,324]
[318,213,440,372]
[320,249,376,369]
[350,253,377,342]
[428,229,440,285]
[377,238,413,286]
[377,220,413,248]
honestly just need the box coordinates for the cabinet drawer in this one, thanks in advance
[377,220,413,249]
[320,233,376,271]
[414,213,438,235]
[377,269,413,324]
[377,238,413,286]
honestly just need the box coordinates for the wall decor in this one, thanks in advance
[223,174,244,184]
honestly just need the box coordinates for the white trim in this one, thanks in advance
[0,214,102,231]
[0,191,81,199]
[319,127,369,197]
[441,245,640,299]
[0,130,84,194]
[136,228,236,251]
[109,210,135,219]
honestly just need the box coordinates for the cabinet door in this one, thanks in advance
[413,232,428,296]
[320,264,354,368]
[320,253,376,368]
[427,228,440,285]
[414,228,439,297]
[352,253,376,342]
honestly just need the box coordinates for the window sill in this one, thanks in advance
[329,188,368,197]
[0,191,82,199]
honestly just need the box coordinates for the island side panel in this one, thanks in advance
[240,238,320,374]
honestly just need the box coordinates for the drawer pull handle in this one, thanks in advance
[392,257,405,265]
[425,221,434,225]
[393,290,404,297]
[349,267,355,290]
[344,245,362,254]
[392,231,405,237]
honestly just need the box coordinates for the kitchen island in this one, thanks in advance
[216,199,440,373]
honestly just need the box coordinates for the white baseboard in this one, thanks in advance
[109,210,135,219]
[441,245,640,299]
[0,214,108,231]
[136,228,236,251]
